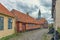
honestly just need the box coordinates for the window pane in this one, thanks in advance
[0,16,4,30]
[8,18,12,29]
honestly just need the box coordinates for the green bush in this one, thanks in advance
[57,27,60,33]
[48,24,53,30]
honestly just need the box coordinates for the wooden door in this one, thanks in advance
[16,22,20,32]
[22,23,26,32]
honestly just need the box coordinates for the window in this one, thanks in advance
[28,24,35,27]
[0,16,4,30]
[8,18,13,29]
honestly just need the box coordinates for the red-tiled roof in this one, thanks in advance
[11,9,39,24]
[11,9,27,22]
[0,3,14,17]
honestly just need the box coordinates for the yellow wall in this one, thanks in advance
[55,0,60,29]
[0,14,16,38]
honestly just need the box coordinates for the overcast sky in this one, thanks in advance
[0,0,53,24]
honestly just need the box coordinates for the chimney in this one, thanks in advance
[26,12,29,15]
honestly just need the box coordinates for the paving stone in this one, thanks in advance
[9,29,49,40]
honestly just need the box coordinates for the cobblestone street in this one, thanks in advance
[9,29,52,40]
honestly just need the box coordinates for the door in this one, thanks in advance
[16,21,20,32]
[22,23,26,32]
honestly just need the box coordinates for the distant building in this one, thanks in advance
[38,18,48,28]
[36,9,48,28]
[37,9,41,20]
[11,9,41,32]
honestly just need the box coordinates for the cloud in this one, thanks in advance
[16,0,40,6]
[16,2,39,13]
[0,0,52,23]
[8,0,16,2]
[0,0,17,10]
[16,0,40,13]
[29,9,39,18]
[40,0,52,8]
[38,0,52,23]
